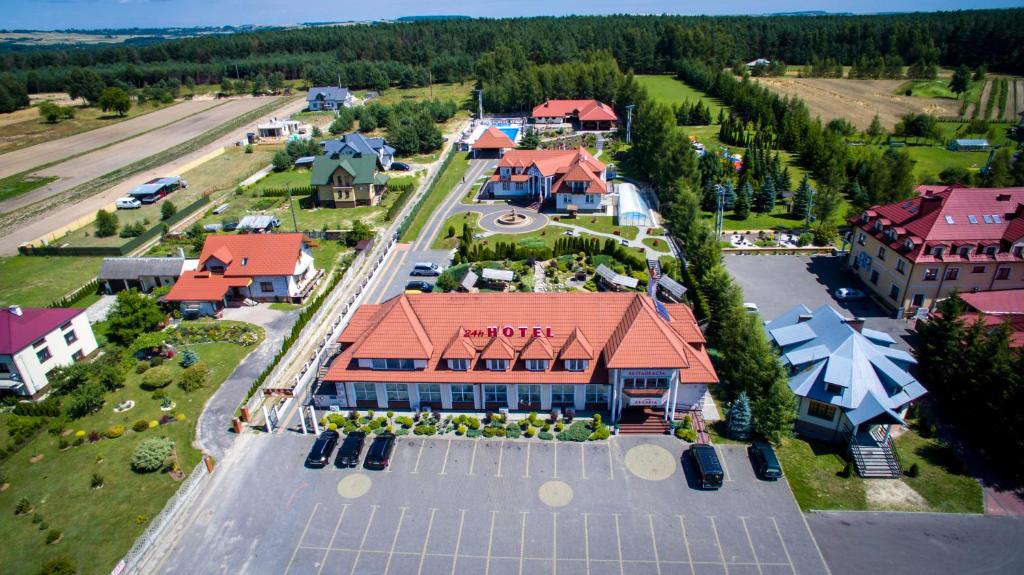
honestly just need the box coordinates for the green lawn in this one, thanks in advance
[247,168,310,194]
[642,237,670,252]
[432,212,478,250]
[0,333,260,575]
[895,428,983,514]
[550,215,639,240]
[0,174,58,203]
[637,75,727,120]
[0,256,103,308]
[353,82,475,108]
[401,152,471,242]
[776,437,867,511]
[704,207,810,232]
[897,79,958,100]
[902,145,990,180]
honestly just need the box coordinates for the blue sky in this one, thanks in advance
[2,0,1021,30]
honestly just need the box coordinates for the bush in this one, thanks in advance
[541,424,550,432]
[465,417,481,430]
[506,425,522,439]
[395,428,411,436]
[327,423,338,431]
[131,437,174,472]
[152,389,168,400]
[413,424,437,436]
[386,410,394,419]
[39,521,49,530]
[557,421,591,442]
[395,416,414,429]
[482,426,506,438]
[589,425,611,440]
[135,362,150,374]
[538,431,554,440]
[456,424,467,436]
[554,422,564,432]
[141,366,173,390]
[37,556,77,575]
[32,513,43,524]
[132,419,149,432]
[675,427,697,442]
[593,413,602,426]
[46,529,62,544]
[524,427,536,438]
[906,462,920,478]
[179,362,210,392]
[15,498,32,515]
[91,473,104,488]
[67,382,105,419]
[179,349,199,368]
[106,425,125,439]
[839,462,853,478]
[466,428,483,438]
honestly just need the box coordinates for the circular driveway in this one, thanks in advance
[475,208,549,234]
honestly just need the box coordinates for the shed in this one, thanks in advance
[294,156,316,169]
[460,271,479,291]
[595,264,639,290]
[237,215,280,232]
[616,182,653,227]
[482,268,515,282]
[98,256,191,294]
[657,275,687,301]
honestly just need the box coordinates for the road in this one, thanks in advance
[0,98,224,179]
[0,96,306,254]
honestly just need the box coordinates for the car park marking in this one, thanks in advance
[613,513,625,575]
[579,443,588,480]
[468,440,479,475]
[582,513,592,575]
[416,508,438,575]
[383,506,407,575]
[770,517,798,575]
[552,512,559,575]
[607,441,615,480]
[494,442,505,478]
[677,515,697,575]
[710,516,730,575]
[716,446,735,482]
[318,504,350,575]
[553,439,559,478]
[450,508,467,575]
[438,439,452,475]
[648,514,663,575]
[485,510,498,575]
[523,442,532,479]
[349,504,378,575]
[411,440,426,474]
[518,511,528,575]
[741,517,764,575]
[284,502,320,575]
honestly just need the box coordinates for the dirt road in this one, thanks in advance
[0,99,224,178]
[0,96,307,254]
[0,97,275,214]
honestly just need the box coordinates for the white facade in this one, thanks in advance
[0,311,97,398]
[555,192,603,212]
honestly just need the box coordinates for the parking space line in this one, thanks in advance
[411,440,426,474]
[798,509,833,575]
[485,510,497,575]
[553,440,559,479]
[518,511,527,575]
[416,508,437,575]
[613,514,625,575]
[523,442,531,479]
[495,442,505,477]
[552,512,559,575]
[349,505,379,575]
[284,502,320,575]
[607,441,615,480]
[716,447,735,482]
[468,440,479,475]
[677,515,696,575]
[583,513,592,575]
[450,509,467,575]
[317,504,350,575]
[439,439,452,475]
[740,517,763,575]
[709,516,730,575]
[383,507,408,575]
[648,514,663,575]
[770,517,798,575]
[580,443,587,480]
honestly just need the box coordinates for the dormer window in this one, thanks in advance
[861,213,870,224]
[448,359,469,371]
[525,359,548,371]
[565,359,588,372]
[826,383,843,395]
[985,246,998,256]
[486,359,509,371]
[873,221,882,232]
[958,245,971,257]
[932,246,945,257]
[903,239,914,251]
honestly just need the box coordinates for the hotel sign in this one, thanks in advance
[463,326,555,338]
[620,369,673,378]
[629,396,666,407]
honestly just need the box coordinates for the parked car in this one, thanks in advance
[305,430,339,468]
[834,287,865,301]
[406,281,434,292]
[619,239,630,246]
[411,262,442,277]
[364,433,396,470]
[743,302,760,314]
[749,440,783,481]
[686,443,724,489]
[336,431,367,468]
[390,161,411,171]
[115,197,142,209]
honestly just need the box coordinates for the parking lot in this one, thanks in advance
[154,434,830,575]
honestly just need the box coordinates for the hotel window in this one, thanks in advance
[64,330,78,345]
[36,347,51,363]
[451,384,475,403]
[551,385,574,405]
[995,267,1011,280]
[525,359,548,372]
[944,268,960,281]
[565,359,588,372]
[448,359,469,371]
[624,377,669,389]
[971,265,986,274]
[1014,246,1023,258]
[869,270,879,285]
[353,383,377,402]
[385,384,410,402]
[888,284,900,301]
[911,294,925,308]
[807,400,837,421]
[904,239,914,251]
[418,384,441,404]
[518,384,540,405]
[486,359,509,371]
[857,233,866,246]
[923,268,938,281]
[260,281,274,292]
[985,246,998,256]
[933,247,945,257]
[895,259,906,274]
[371,358,415,370]
[585,385,608,404]
[483,384,507,404]
[877,246,885,261]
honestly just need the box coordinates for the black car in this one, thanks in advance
[336,431,367,468]
[749,440,783,481]
[305,430,339,468]
[405,280,434,292]
[687,443,724,489]
[391,161,411,171]
[364,433,396,470]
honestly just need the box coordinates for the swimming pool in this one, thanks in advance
[497,126,519,141]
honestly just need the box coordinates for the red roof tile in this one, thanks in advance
[961,289,1024,315]
[559,327,595,360]
[0,307,85,354]
[164,271,250,302]
[441,329,477,360]
[531,100,618,122]
[480,335,517,360]
[350,296,433,360]
[472,127,516,150]
[519,336,554,360]
[198,233,309,277]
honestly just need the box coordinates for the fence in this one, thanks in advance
[112,459,210,575]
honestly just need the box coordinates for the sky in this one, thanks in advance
[1,0,1022,30]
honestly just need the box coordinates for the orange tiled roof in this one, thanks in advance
[472,126,516,149]
[531,100,618,122]
[351,296,433,360]
[519,336,554,360]
[164,271,250,302]
[560,327,594,360]
[198,233,308,277]
[442,329,477,360]
[496,148,608,195]
[480,335,516,359]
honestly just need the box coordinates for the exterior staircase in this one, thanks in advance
[849,430,903,478]
[618,408,670,435]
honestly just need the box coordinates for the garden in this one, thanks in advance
[321,410,612,442]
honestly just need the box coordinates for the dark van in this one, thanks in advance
[750,440,783,480]
[687,443,724,489]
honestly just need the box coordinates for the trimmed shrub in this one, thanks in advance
[538,431,554,440]
[386,410,394,419]
[179,362,210,392]
[106,425,125,439]
[906,463,920,478]
[141,366,173,390]
[456,424,467,436]
[554,422,564,432]
[482,426,506,438]
[395,428,410,436]
[395,416,414,429]
[37,555,77,575]
[675,427,696,442]
[91,473,104,488]
[131,437,174,472]
[505,425,522,439]
[557,421,591,442]
[589,425,611,440]
[46,529,62,544]
[466,428,483,438]
[149,356,164,367]
[15,498,32,515]
[465,417,481,430]
[135,362,150,374]
[524,427,536,438]
[413,424,437,436]
[132,419,149,432]
[179,349,199,368]
[32,513,43,524]
[327,423,338,431]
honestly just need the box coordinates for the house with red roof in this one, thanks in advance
[482,148,609,212]
[531,100,618,131]
[920,289,1024,348]
[848,185,1024,316]
[1,305,98,399]
[165,233,321,317]
[316,292,718,427]
[470,126,516,158]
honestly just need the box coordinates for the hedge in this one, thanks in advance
[50,279,100,308]
[257,186,313,198]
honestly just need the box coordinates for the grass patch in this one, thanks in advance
[0,173,58,204]
[902,145,990,180]
[0,255,102,307]
[400,152,471,242]
[637,75,727,120]
[354,82,474,108]
[268,302,304,311]
[776,437,867,511]
[704,207,809,232]
[897,79,958,100]
[894,429,983,514]
[432,212,478,250]
[246,168,308,194]
[552,215,638,240]
[642,237,670,252]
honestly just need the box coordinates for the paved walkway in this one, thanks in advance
[195,306,298,458]
[85,294,116,323]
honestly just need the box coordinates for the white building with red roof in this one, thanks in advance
[166,233,321,317]
[483,148,609,212]
[317,292,718,425]
[848,185,1024,316]
[470,126,516,158]
[1,305,98,399]
[531,99,618,131]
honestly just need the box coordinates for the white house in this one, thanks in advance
[1,306,98,399]
[306,87,357,111]
[483,148,609,213]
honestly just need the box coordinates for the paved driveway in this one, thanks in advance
[153,433,830,575]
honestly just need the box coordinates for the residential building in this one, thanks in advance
[919,289,1024,348]
[321,132,395,170]
[482,148,608,212]
[766,305,927,477]
[470,127,516,158]
[165,233,321,316]
[1,306,98,399]
[531,100,618,131]
[306,86,356,111]
[98,255,196,294]
[847,185,1024,317]
[316,292,719,425]
[310,154,389,208]
[256,118,303,140]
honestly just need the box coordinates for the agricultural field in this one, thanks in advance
[965,77,1024,122]
[636,75,727,119]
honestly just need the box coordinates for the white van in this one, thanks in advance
[115,197,142,209]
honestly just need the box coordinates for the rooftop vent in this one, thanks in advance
[797,314,814,323]
[8,305,22,316]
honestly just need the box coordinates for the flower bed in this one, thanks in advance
[164,322,261,347]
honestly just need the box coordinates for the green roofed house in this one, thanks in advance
[310,154,389,208]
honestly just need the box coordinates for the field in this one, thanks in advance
[0,255,103,308]
[966,78,1024,122]
[0,174,57,203]
[754,78,959,129]
[353,82,474,108]
[400,152,471,242]
[636,75,727,119]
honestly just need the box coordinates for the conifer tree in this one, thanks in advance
[726,392,752,440]
[734,181,751,220]
[791,175,813,220]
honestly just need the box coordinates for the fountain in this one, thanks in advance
[495,208,531,227]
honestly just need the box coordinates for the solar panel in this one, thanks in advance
[654,300,672,322]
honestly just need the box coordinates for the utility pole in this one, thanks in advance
[714,184,725,237]
[286,187,299,232]
[625,104,636,144]
[476,89,484,120]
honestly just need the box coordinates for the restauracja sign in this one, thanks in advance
[463,326,555,338]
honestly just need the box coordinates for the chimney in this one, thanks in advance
[845,317,865,333]
[996,194,1011,202]
[797,314,813,323]
[8,305,22,316]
